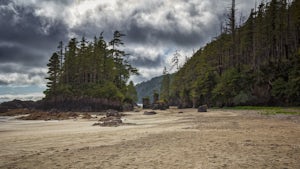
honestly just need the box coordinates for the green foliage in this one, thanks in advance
[45,53,60,97]
[260,111,300,115]
[212,68,254,106]
[125,81,138,103]
[219,106,300,115]
[160,67,170,102]
[44,31,138,102]
[99,82,124,100]
[170,0,300,107]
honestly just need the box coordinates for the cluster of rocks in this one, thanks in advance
[18,110,78,121]
[93,109,123,127]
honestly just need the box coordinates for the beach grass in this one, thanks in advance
[213,106,300,115]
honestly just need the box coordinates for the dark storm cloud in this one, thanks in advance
[126,7,209,47]
[70,0,218,47]
[0,4,68,48]
[0,80,9,86]
[62,0,256,84]
[0,1,69,86]
[0,0,256,87]
[129,55,164,69]
[0,45,46,67]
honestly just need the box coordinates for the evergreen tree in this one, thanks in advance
[170,0,300,106]
[44,31,139,106]
[160,67,170,102]
[126,81,138,103]
[45,53,60,97]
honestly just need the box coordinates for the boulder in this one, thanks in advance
[198,105,208,112]
[144,111,157,115]
[106,109,120,117]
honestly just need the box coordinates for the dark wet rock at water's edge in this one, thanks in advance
[0,99,35,110]
[0,97,135,114]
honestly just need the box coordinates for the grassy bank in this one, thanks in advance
[216,106,300,115]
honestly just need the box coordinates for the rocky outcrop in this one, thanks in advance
[142,98,151,109]
[0,99,35,110]
[152,102,169,110]
[198,105,208,112]
[106,109,121,117]
[95,109,123,127]
[97,116,123,127]
[36,97,123,112]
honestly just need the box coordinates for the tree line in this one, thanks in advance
[44,31,138,111]
[162,0,300,107]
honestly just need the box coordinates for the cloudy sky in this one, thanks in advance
[0,0,256,102]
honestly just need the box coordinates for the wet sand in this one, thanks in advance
[0,108,299,169]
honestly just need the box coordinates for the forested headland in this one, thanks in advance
[162,0,300,108]
[42,31,138,111]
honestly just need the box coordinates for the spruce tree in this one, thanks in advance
[45,53,60,98]
[160,67,170,102]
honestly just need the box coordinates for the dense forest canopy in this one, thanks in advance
[44,31,138,111]
[164,0,300,107]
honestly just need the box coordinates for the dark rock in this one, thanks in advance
[198,105,208,112]
[82,113,92,119]
[152,104,160,110]
[0,107,8,113]
[92,123,101,126]
[152,102,169,110]
[0,99,36,110]
[36,97,123,112]
[98,116,122,127]
[153,92,159,104]
[144,111,157,115]
[142,98,151,109]
[106,109,120,117]
[178,111,183,114]
[122,103,133,112]
[49,108,59,114]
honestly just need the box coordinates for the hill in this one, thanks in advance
[135,76,163,104]
[170,0,300,107]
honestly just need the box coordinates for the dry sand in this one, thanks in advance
[0,108,299,169]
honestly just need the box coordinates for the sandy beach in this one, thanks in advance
[0,108,300,169]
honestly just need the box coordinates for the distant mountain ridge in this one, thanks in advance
[135,75,163,104]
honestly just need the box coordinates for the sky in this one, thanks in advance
[0,0,256,102]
